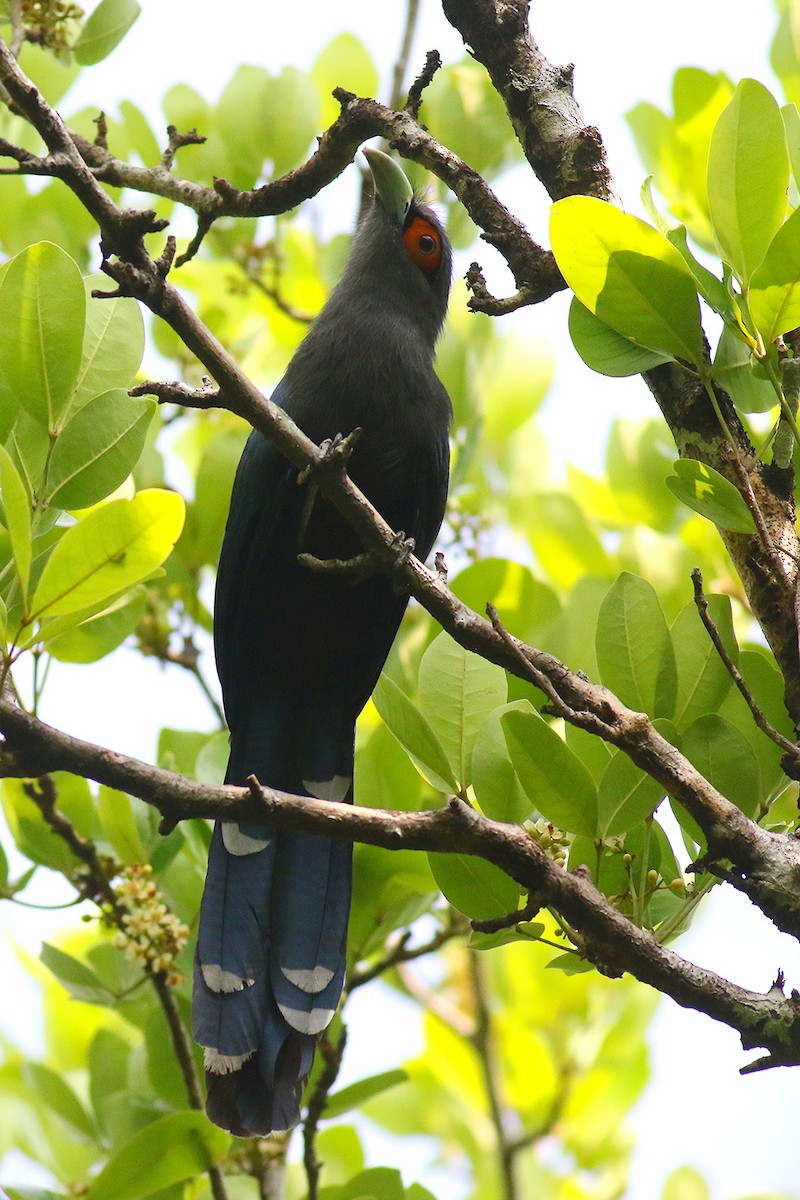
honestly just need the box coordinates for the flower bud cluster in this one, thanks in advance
[525,817,569,868]
[112,864,189,984]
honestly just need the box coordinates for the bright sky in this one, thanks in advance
[3,2,799,1197]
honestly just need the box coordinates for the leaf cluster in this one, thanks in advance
[1,7,800,1200]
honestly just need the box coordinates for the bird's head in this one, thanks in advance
[337,148,452,347]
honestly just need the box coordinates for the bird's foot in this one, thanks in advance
[387,531,416,593]
[298,428,362,485]
[297,549,375,582]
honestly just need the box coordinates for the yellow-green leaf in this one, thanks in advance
[0,443,32,603]
[550,196,704,364]
[749,204,800,344]
[0,242,85,433]
[31,489,184,621]
[84,1110,229,1200]
[666,459,757,534]
[707,79,789,284]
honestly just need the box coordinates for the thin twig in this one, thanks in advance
[347,911,468,991]
[691,569,800,763]
[390,0,422,110]
[303,1026,347,1200]
[8,1,25,58]
[405,49,443,118]
[728,452,791,581]
[396,960,475,1037]
[468,952,519,1200]
[470,895,543,934]
[24,775,230,1200]
[130,377,220,407]
[240,261,314,323]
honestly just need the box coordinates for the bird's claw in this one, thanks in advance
[389,531,416,567]
[299,429,362,485]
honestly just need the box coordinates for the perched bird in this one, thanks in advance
[193,149,453,1137]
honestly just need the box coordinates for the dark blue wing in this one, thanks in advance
[194,370,450,1135]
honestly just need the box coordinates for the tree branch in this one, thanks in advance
[0,37,563,309]
[2,696,800,1070]
[436,2,800,725]
[441,0,618,203]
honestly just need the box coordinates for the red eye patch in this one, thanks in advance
[403,215,443,276]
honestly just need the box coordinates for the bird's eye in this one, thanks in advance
[403,216,443,276]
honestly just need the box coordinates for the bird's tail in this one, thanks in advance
[193,696,354,1136]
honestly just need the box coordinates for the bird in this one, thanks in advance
[192,148,453,1138]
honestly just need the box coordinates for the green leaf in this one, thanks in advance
[428,849,519,921]
[97,785,144,862]
[707,79,789,284]
[468,921,544,950]
[550,196,704,363]
[157,727,211,777]
[314,1125,365,1185]
[40,943,116,1006]
[450,558,560,649]
[214,66,274,189]
[681,713,762,818]
[671,593,737,729]
[784,101,800,187]
[597,750,664,838]
[661,1166,711,1200]
[526,493,612,588]
[313,34,379,127]
[595,572,677,718]
[7,409,50,501]
[180,427,247,570]
[422,59,519,179]
[568,297,671,376]
[21,1063,96,1140]
[718,648,791,804]
[627,69,734,251]
[263,68,320,176]
[0,443,32,604]
[545,952,593,975]
[4,1189,71,1199]
[405,1186,438,1200]
[195,731,230,786]
[1,778,80,872]
[372,673,457,793]
[355,723,423,813]
[46,586,147,664]
[88,1027,131,1141]
[636,175,733,316]
[74,0,141,65]
[119,100,161,168]
[30,488,185,621]
[472,700,536,824]
[749,204,800,344]
[45,392,155,509]
[334,1169,405,1200]
[72,277,145,409]
[417,633,507,787]
[502,709,598,837]
[0,242,85,433]
[711,325,777,414]
[84,1111,229,1200]
[666,459,757,533]
[564,722,615,786]
[325,1070,408,1119]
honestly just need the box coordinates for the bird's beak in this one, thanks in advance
[364,148,413,222]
